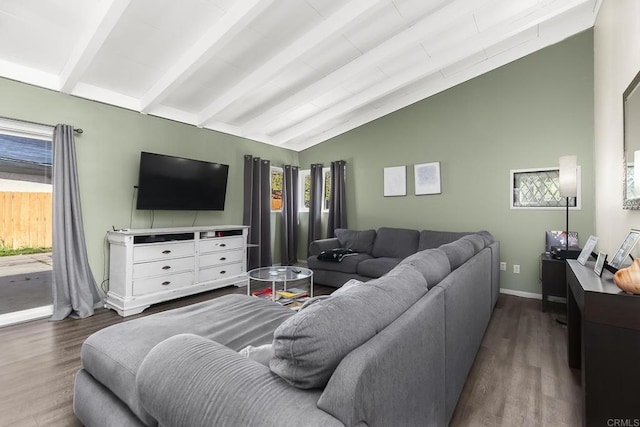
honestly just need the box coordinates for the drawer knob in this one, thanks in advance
[220,270,226,274]
[162,265,171,270]
[220,257,227,261]
[162,250,172,254]
[161,281,171,286]
[219,243,226,247]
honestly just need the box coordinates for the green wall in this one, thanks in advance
[0,78,297,287]
[298,30,595,295]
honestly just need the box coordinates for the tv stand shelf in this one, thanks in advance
[106,225,249,317]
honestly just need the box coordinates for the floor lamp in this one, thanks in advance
[557,155,577,325]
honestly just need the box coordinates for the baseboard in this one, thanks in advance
[499,288,542,300]
[0,305,53,328]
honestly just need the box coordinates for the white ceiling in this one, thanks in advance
[0,0,600,151]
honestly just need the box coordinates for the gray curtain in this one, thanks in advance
[281,165,299,265]
[307,163,323,256]
[243,155,272,270]
[51,124,101,320]
[327,160,347,238]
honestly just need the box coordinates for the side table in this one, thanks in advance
[539,253,566,311]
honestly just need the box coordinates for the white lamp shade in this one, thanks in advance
[559,155,577,197]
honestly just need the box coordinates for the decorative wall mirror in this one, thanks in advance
[623,69,640,209]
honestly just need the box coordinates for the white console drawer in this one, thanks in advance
[134,242,194,263]
[199,262,244,282]
[133,257,194,279]
[199,249,244,268]
[199,237,244,253]
[133,271,194,296]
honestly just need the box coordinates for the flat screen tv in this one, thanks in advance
[136,152,229,211]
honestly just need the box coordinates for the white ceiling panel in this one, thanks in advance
[0,0,600,151]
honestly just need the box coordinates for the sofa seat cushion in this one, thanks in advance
[81,294,294,426]
[371,227,420,259]
[271,264,428,389]
[308,253,373,274]
[399,249,451,289]
[335,228,376,254]
[439,239,476,270]
[357,257,402,278]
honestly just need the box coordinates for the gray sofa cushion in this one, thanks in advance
[335,229,376,254]
[81,295,293,425]
[399,249,451,289]
[418,230,473,251]
[270,264,428,389]
[357,257,401,278]
[439,239,476,270]
[308,253,373,274]
[460,234,486,253]
[371,227,420,259]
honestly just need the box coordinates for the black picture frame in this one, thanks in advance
[594,251,608,277]
[608,229,640,270]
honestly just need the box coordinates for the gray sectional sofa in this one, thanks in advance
[308,227,495,288]
[73,232,499,427]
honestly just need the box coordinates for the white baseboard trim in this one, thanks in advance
[499,288,542,300]
[0,305,53,328]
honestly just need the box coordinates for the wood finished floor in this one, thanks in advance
[0,289,581,427]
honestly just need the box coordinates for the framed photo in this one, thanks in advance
[594,251,607,277]
[577,235,599,265]
[383,166,406,197]
[608,229,640,270]
[414,162,441,195]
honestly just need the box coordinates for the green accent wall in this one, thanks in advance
[298,30,595,295]
[0,78,297,287]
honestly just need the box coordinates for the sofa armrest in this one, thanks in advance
[309,238,341,256]
[136,334,343,427]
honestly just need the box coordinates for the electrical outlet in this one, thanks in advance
[500,262,507,271]
[513,264,520,274]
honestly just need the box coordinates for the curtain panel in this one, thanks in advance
[51,124,101,320]
[280,165,299,265]
[243,155,272,270]
[327,160,347,238]
[307,163,323,256]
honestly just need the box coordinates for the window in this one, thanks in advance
[298,167,330,212]
[271,166,283,211]
[510,166,581,210]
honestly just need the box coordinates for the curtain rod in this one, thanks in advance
[0,116,83,134]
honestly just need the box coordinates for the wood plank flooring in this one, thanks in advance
[0,289,581,427]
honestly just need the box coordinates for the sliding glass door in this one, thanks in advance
[0,119,53,326]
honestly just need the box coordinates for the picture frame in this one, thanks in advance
[577,235,599,265]
[383,166,406,197]
[608,229,640,270]
[414,162,441,195]
[594,251,607,277]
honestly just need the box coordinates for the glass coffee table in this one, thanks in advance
[247,266,314,302]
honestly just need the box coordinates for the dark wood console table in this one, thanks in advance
[566,260,640,426]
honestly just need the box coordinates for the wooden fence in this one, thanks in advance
[0,192,52,249]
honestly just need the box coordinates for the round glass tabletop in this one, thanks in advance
[247,266,313,282]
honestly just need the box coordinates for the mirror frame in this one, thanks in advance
[623,69,640,209]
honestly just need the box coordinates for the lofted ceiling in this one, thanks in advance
[0,0,600,151]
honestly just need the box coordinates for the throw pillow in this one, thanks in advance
[238,344,273,367]
[270,264,428,389]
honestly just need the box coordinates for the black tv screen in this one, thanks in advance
[136,152,228,211]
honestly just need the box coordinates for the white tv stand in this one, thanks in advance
[106,225,249,317]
